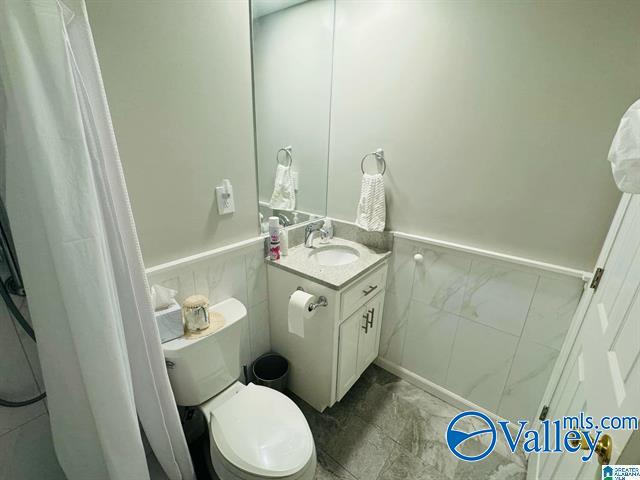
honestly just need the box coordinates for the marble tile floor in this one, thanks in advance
[290,365,527,480]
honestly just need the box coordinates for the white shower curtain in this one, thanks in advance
[0,1,195,479]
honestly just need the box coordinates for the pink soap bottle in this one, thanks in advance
[268,216,281,260]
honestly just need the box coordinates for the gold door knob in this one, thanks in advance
[568,432,613,465]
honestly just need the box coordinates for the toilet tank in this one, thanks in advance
[162,297,247,406]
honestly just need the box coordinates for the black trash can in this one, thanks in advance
[252,353,289,392]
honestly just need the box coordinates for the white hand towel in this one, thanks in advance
[355,173,386,232]
[270,164,296,210]
[608,98,640,193]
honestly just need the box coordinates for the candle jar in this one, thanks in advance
[182,294,210,333]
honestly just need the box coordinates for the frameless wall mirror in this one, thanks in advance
[251,0,335,232]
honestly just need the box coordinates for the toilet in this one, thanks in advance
[162,298,316,480]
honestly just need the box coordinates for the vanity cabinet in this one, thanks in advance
[268,261,388,412]
[336,290,385,400]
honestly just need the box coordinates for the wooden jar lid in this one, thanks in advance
[183,311,226,339]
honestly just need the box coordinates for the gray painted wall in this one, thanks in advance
[327,0,639,271]
[87,0,259,267]
[88,0,640,273]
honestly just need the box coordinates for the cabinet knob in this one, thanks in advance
[414,253,424,264]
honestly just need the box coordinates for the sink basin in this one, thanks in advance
[309,245,360,266]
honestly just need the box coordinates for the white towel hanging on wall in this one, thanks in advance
[355,173,386,232]
[609,99,640,193]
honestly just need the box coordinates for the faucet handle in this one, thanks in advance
[319,228,330,244]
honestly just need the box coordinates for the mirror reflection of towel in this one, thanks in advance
[355,173,386,232]
[270,164,296,210]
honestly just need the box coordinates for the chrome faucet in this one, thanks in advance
[277,213,292,227]
[304,221,327,248]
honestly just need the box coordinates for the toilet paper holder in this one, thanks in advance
[295,287,328,311]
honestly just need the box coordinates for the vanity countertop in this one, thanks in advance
[266,237,391,290]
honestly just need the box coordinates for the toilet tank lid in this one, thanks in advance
[162,297,247,353]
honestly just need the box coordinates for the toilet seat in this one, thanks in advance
[207,383,314,478]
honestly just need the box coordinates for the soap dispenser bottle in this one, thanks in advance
[321,219,334,243]
[280,226,289,256]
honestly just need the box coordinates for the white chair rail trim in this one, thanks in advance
[393,230,592,281]
[145,236,265,275]
[144,225,593,281]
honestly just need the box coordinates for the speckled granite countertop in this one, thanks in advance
[267,237,391,290]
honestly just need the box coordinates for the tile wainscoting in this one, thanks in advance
[145,226,585,427]
[379,235,586,424]
[146,239,271,374]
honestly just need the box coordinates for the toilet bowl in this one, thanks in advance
[162,298,316,480]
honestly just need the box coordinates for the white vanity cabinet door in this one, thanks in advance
[356,291,385,376]
[336,290,386,402]
[337,305,366,400]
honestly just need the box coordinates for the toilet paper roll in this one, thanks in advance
[288,290,316,338]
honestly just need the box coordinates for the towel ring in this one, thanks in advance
[276,146,293,168]
[360,148,386,175]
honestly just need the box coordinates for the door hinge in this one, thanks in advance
[539,405,549,421]
[590,267,604,291]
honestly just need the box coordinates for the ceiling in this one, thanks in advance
[252,0,309,19]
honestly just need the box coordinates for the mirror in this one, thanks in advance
[251,0,335,232]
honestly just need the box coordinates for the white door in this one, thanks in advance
[530,195,640,480]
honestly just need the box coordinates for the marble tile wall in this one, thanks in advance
[379,236,585,424]
[0,282,66,479]
[146,241,271,372]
